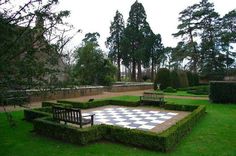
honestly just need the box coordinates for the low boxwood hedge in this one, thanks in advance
[24,107,52,121]
[163,103,198,112]
[32,103,206,152]
[42,101,73,108]
[160,105,206,151]
[209,81,236,103]
[57,100,109,109]
[163,87,177,93]
[57,99,139,109]
[33,117,106,145]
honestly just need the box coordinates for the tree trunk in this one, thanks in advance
[117,41,121,81]
[117,56,121,81]
[151,58,154,81]
[131,58,136,81]
[189,30,198,73]
[137,62,142,81]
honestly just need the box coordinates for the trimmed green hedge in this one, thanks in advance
[42,101,73,108]
[209,81,236,103]
[33,117,106,145]
[154,68,171,90]
[163,87,177,93]
[187,85,209,95]
[57,100,139,109]
[108,100,139,107]
[160,105,206,151]
[24,107,52,121]
[32,103,206,152]
[57,100,109,109]
[163,103,198,112]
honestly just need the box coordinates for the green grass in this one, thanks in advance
[106,95,140,102]
[156,91,208,97]
[1,97,236,156]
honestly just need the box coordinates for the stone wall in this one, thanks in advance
[104,83,153,92]
[26,83,153,102]
[28,86,104,102]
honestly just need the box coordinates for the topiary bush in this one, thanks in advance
[209,81,236,103]
[187,71,199,86]
[192,73,199,86]
[170,70,180,89]
[178,70,189,88]
[163,87,177,93]
[154,68,171,90]
[24,107,52,121]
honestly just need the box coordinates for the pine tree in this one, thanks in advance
[197,0,223,74]
[145,32,164,81]
[173,3,201,73]
[221,9,236,72]
[106,10,125,81]
[122,0,150,81]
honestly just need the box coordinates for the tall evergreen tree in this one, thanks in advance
[122,0,150,81]
[173,3,201,73]
[197,0,223,74]
[106,10,125,81]
[221,9,236,72]
[144,32,164,81]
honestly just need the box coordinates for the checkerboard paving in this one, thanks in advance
[83,107,178,131]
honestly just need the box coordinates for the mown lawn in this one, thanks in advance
[156,91,208,97]
[0,97,236,156]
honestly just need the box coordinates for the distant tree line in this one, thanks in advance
[106,0,236,82]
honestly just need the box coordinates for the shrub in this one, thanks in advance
[42,101,73,108]
[170,70,180,89]
[192,73,199,86]
[24,107,51,121]
[57,100,139,108]
[154,68,171,90]
[187,71,194,86]
[186,85,209,95]
[178,70,189,88]
[33,118,106,145]
[163,103,198,112]
[209,81,236,103]
[187,72,199,87]
[163,87,177,93]
[177,87,188,91]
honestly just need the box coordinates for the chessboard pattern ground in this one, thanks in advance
[83,107,178,131]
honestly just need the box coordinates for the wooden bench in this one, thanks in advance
[140,92,165,105]
[52,106,95,128]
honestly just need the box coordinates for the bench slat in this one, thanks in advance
[140,92,165,105]
[52,106,94,128]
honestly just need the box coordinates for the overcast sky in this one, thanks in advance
[57,0,236,52]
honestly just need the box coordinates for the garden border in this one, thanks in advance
[26,99,206,152]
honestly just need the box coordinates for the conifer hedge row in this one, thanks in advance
[154,68,199,90]
[209,81,236,103]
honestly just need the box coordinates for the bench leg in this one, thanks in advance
[91,115,94,126]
